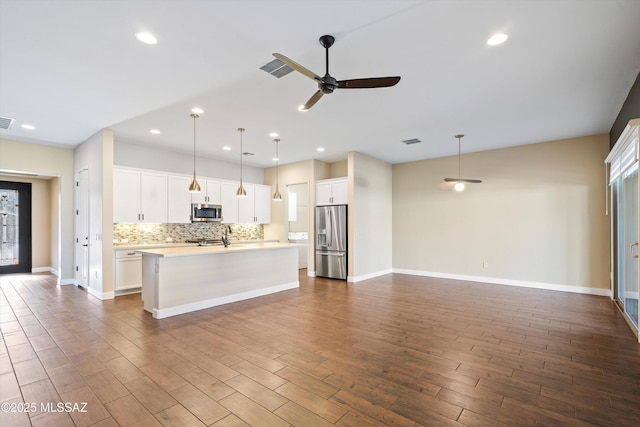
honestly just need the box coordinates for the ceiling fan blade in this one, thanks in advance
[337,76,401,89]
[300,90,324,111]
[273,53,321,82]
[444,178,482,183]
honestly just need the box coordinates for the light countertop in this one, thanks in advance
[135,242,299,258]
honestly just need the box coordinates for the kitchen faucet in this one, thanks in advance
[222,225,232,247]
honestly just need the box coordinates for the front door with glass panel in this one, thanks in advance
[0,181,32,274]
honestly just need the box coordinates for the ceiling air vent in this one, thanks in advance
[0,116,15,130]
[402,138,421,145]
[259,58,293,78]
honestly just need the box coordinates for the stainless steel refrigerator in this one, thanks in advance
[315,205,347,280]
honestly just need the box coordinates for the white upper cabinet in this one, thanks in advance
[220,181,239,224]
[139,172,168,223]
[114,168,167,223]
[167,175,192,223]
[254,185,271,224]
[113,167,269,225]
[114,169,140,223]
[191,179,221,205]
[316,178,347,206]
[237,184,272,224]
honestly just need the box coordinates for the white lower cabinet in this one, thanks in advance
[114,250,142,293]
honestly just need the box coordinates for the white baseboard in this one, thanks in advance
[32,266,52,273]
[58,278,77,286]
[348,269,393,283]
[153,281,299,319]
[392,268,611,297]
[86,286,114,300]
[307,270,316,277]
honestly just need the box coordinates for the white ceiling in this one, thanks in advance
[1,0,639,168]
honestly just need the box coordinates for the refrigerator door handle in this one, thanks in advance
[317,251,345,256]
[327,208,333,248]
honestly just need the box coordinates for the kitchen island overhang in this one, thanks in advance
[136,243,300,319]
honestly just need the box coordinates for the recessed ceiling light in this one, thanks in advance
[317,147,325,152]
[272,157,279,161]
[21,124,35,130]
[191,107,204,114]
[150,129,161,135]
[135,32,157,45]
[222,146,231,151]
[269,132,279,137]
[487,33,508,46]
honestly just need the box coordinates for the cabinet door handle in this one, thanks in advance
[632,242,639,259]
[142,213,145,221]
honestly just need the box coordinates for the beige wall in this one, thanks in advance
[330,160,348,178]
[348,152,393,280]
[74,129,114,297]
[0,139,74,281]
[392,134,610,291]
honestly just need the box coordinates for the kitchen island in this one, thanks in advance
[136,242,299,319]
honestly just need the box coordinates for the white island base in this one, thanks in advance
[137,243,299,319]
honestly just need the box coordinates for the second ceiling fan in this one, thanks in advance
[273,35,401,111]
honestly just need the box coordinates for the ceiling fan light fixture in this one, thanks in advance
[274,35,400,111]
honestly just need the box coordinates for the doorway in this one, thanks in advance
[287,182,309,269]
[0,181,32,274]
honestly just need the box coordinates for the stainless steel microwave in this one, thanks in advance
[191,203,222,222]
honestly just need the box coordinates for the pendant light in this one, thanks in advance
[444,134,482,192]
[272,138,282,201]
[188,113,201,193]
[236,128,247,197]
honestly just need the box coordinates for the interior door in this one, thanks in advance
[75,169,89,288]
[0,181,32,274]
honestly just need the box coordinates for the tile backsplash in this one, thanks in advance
[113,223,264,244]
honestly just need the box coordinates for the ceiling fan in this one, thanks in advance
[444,134,482,192]
[273,35,401,111]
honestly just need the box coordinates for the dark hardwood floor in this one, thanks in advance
[1,271,639,426]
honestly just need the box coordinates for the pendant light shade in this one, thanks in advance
[272,138,282,201]
[189,113,201,193]
[236,128,247,197]
[444,134,482,191]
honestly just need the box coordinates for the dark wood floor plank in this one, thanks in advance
[1,271,639,426]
